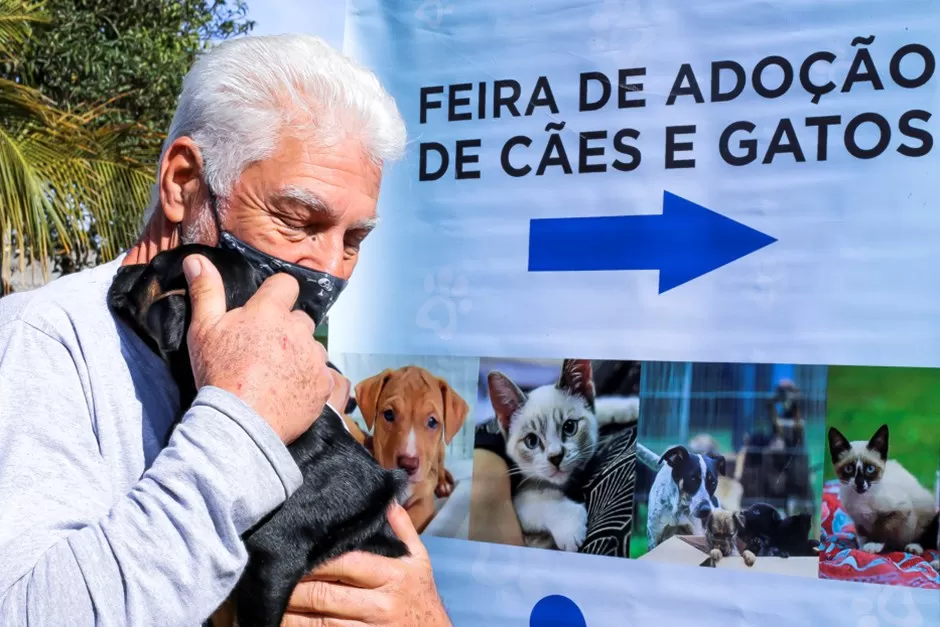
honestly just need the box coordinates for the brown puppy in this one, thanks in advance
[705,509,756,567]
[355,366,469,532]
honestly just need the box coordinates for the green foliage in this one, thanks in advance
[0,0,153,287]
[825,366,940,489]
[0,1,254,279]
[20,0,254,154]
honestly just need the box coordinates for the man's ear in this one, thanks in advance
[487,371,526,437]
[438,378,469,445]
[144,291,191,354]
[355,369,393,431]
[158,136,206,227]
[660,445,689,468]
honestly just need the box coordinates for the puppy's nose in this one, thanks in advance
[396,455,420,475]
[549,452,564,469]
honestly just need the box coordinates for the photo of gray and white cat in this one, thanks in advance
[468,358,642,558]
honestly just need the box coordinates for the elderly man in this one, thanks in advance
[0,35,450,627]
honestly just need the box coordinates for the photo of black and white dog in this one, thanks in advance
[638,443,724,550]
[629,361,826,578]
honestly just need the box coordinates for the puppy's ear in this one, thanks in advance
[487,371,526,437]
[438,378,469,445]
[827,427,852,465]
[711,454,727,476]
[355,369,393,431]
[557,359,595,411]
[144,291,190,354]
[660,445,689,468]
[867,424,889,462]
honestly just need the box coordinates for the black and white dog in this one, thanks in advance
[638,443,726,550]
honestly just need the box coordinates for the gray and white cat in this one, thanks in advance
[487,359,637,552]
[828,424,939,569]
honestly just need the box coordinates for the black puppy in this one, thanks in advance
[108,244,409,627]
[734,502,819,558]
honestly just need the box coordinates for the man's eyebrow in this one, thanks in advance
[353,216,379,231]
[272,185,378,230]
[272,185,335,216]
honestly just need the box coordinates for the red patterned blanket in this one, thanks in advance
[819,480,939,589]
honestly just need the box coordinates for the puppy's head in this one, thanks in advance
[355,366,469,488]
[661,445,726,519]
[108,245,265,400]
[706,509,738,539]
[734,502,783,534]
[779,511,813,540]
[772,379,800,414]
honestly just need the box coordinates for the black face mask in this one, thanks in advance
[207,188,347,326]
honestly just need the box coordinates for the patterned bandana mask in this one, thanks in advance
[207,187,347,326]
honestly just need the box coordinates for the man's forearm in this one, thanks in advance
[0,387,301,627]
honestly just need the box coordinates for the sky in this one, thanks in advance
[247,0,346,51]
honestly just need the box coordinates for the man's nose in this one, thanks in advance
[397,455,420,475]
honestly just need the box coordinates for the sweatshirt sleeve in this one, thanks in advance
[0,319,303,627]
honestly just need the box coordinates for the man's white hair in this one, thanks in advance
[143,33,406,224]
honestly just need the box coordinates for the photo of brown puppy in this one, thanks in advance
[355,365,471,533]
[704,509,756,567]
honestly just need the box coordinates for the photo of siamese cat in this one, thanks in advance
[484,359,639,552]
[828,424,939,570]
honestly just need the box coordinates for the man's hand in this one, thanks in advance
[326,367,351,413]
[183,254,333,444]
[282,503,451,627]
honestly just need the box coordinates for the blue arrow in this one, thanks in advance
[527,191,777,293]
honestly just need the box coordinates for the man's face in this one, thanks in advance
[197,133,383,281]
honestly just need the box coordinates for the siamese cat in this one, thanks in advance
[828,424,939,567]
[487,359,637,552]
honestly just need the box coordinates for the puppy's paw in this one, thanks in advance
[904,543,924,556]
[549,503,588,552]
[742,550,757,567]
[861,542,886,554]
[708,548,723,563]
[435,468,455,498]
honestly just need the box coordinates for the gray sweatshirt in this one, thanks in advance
[0,258,303,626]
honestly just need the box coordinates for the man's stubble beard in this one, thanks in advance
[180,200,218,246]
